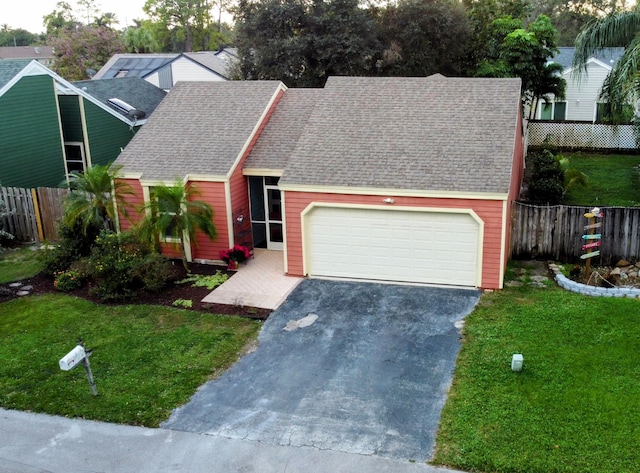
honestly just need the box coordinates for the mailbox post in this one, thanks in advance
[59,339,98,396]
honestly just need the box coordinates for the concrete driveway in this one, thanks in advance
[162,279,480,462]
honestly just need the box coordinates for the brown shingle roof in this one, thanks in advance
[244,88,321,171]
[279,76,522,194]
[114,81,284,181]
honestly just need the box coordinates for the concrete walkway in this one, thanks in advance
[202,249,302,310]
[0,408,466,473]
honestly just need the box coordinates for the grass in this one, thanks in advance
[561,153,640,206]
[0,294,261,427]
[0,244,44,283]
[433,285,640,473]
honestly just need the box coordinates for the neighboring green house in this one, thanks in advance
[0,59,166,188]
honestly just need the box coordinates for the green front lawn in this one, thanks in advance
[562,153,640,206]
[0,294,261,427]
[433,285,640,473]
[0,245,44,283]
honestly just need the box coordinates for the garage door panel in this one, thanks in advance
[307,207,480,287]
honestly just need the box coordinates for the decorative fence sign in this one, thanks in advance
[580,251,601,260]
[582,241,601,250]
[581,208,604,274]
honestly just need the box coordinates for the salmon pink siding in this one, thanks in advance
[117,178,145,232]
[506,113,526,264]
[188,181,231,261]
[116,179,231,262]
[283,191,507,289]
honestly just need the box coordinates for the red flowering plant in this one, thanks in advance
[219,245,251,269]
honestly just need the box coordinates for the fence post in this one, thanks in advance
[31,188,44,242]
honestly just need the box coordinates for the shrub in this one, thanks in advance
[39,220,102,277]
[53,269,86,292]
[86,231,176,301]
[131,254,179,293]
[526,149,564,204]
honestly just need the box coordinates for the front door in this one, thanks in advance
[249,176,283,250]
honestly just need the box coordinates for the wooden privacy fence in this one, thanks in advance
[0,187,68,242]
[511,202,640,265]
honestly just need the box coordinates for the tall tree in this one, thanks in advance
[136,181,218,269]
[49,24,125,80]
[463,0,532,72]
[234,0,381,87]
[143,0,214,52]
[573,3,640,122]
[43,1,81,36]
[376,0,472,77]
[0,27,39,46]
[477,15,566,116]
[124,21,161,52]
[527,0,628,45]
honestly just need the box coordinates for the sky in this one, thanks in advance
[2,0,149,34]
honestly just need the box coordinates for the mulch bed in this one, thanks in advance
[0,261,271,320]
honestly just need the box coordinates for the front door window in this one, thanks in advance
[249,176,283,250]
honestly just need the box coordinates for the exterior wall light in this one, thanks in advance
[511,354,524,372]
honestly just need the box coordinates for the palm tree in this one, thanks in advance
[573,6,640,119]
[136,180,218,270]
[62,164,132,235]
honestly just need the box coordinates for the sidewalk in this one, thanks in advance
[0,408,465,473]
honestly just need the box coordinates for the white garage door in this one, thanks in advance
[306,206,480,287]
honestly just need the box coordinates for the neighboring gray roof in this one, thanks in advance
[244,88,321,171]
[279,75,522,194]
[92,52,230,82]
[92,53,178,79]
[0,46,54,60]
[553,47,625,70]
[0,59,30,89]
[114,81,284,180]
[183,52,230,78]
[73,77,167,120]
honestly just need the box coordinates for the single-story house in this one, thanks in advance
[0,46,55,66]
[0,59,166,188]
[92,52,230,89]
[535,46,625,121]
[114,75,524,290]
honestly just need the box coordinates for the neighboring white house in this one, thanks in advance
[92,51,231,90]
[535,47,624,122]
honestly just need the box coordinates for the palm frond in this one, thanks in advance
[573,11,640,76]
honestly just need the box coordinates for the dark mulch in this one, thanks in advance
[0,261,271,320]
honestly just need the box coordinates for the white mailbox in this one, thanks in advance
[59,345,86,371]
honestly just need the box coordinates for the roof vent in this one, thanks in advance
[108,98,145,119]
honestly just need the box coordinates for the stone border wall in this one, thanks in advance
[548,263,640,298]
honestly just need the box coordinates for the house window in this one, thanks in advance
[540,101,566,120]
[64,142,86,175]
[149,187,180,242]
[596,102,634,123]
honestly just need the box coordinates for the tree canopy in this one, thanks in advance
[476,14,566,116]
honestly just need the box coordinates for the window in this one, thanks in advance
[553,102,567,120]
[539,101,566,120]
[149,187,180,242]
[64,142,86,175]
[596,102,634,123]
